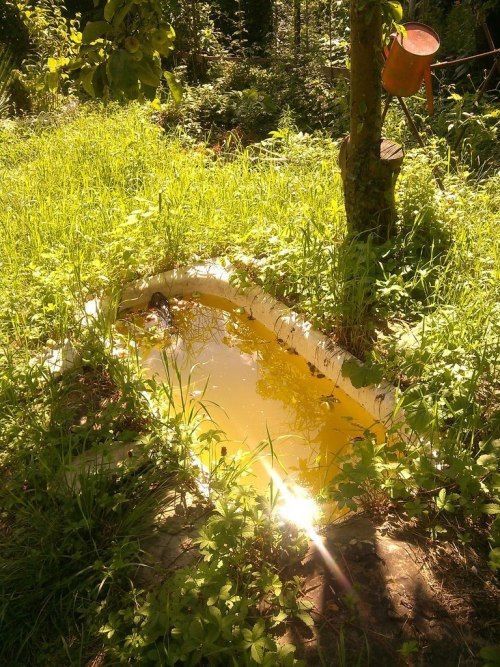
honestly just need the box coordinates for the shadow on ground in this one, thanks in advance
[283,516,498,666]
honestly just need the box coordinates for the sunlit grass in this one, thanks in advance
[0,103,342,347]
[0,102,498,440]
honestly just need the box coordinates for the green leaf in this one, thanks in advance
[106,49,139,98]
[82,20,110,44]
[252,619,265,639]
[436,488,447,510]
[251,639,265,664]
[113,1,133,27]
[106,49,127,84]
[80,68,96,97]
[152,26,176,54]
[136,56,161,88]
[341,358,383,389]
[477,454,498,470]
[387,1,403,22]
[208,605,222,628]
[242,628,253,642]
[164,71,183,105]
[47,57,58,73]
[297,611,314,627]
[66,58,84,72]
[480,644,500,666]
[481,503,500,515]
[399,640,418,657]
[104,0,122,21]
[278,644,296,659]
[188,617,204,641]
[489,547,500,571]
[407,399,434,434]
[271,610,287,627]
[435,488,456,512]
[219,583,232,599]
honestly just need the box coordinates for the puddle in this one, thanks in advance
[118,294,384,500]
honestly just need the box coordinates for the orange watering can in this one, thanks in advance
[382,22,440,114]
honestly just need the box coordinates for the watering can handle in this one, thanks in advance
[424,66,434,115]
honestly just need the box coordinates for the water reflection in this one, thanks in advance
[130,294,383,496]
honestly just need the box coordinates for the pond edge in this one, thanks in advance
[118,262,400,426]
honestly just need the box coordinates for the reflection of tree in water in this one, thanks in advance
[170,298,229,361]
[223,316,356,435]
[222,313,373,489]
[160,298,376,491]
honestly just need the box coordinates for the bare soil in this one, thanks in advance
[284,515,499,666]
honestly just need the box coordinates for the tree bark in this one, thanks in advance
[294,0,301,54]
[340,0,402,240]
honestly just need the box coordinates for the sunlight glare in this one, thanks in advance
[278,481,321,533]
[265,463,353,593]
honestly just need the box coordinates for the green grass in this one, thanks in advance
[0,104,342,347]
[0,102,498,662]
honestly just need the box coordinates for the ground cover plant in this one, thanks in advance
[1,0,499,663]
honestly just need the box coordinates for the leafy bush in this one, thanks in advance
[330,432,499,555]
[160,58,349,141]
[72,0,177,101]
[102,485,308,665]
[5,0,81,111]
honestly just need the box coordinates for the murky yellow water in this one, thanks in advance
[120,294,383,498]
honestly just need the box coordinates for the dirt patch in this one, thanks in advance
[138,493,207,586]
[58,366,147,432]
[284,516,499,666]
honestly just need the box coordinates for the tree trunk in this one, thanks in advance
[340,0,402,240]
[294,0,301,54]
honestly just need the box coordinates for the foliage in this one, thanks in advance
[0,45,15,117]
[434,90,499,174]
[0,334,192,662]
[0,0,30,56]
[160,58,350,141]
[6,0,81,110]
[6,0,181,106]
[101,485,308,665]
[0,104,498,661]
[70,0,177,101]
[330,432,499,545]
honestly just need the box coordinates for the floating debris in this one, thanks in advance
[321,394,340,405]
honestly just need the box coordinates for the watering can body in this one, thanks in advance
[382,22,440,113]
